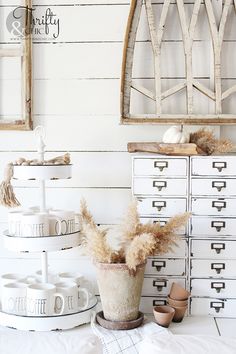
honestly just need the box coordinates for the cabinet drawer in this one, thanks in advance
[146,258,186,276]
[191,178,236,196]
[140,217,186,235]
[133,178,187,196]
[142,277,186,296]
[191,198,236,216]
[140,296,167,314]
[133,158,187,177]
[143,238,186,258]
[190,217,236,236]
[191,156,236,176]
[191,239,236,259]
[191,278,236,298]
[191,259,236,277]
[190,298,236,317]
[138,198,187,216]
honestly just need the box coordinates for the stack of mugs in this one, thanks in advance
[0,271,92,317]
[153,283,190,327]
[8,208,78,237]
[167,282,190,322]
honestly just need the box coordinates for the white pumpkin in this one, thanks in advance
[162,125,190,144]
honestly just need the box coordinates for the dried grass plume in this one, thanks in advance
[80,199,190,271]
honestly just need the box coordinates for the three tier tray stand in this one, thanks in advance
[0,127,97,331]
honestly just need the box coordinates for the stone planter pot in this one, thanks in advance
[95,262,145,321]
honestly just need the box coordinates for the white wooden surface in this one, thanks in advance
[0,1,234,281]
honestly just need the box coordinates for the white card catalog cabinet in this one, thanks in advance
[132,154,236,317]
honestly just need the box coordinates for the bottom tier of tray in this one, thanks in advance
[0,296,98,331]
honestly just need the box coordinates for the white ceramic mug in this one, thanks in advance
[1,273,25,287]
[21,213,50,237]
[58,272,84,286]
[27,283,65,316]
[37,212,63,236]
[55,281,90,314]
[2,282,27,315]
[49,210,75,235]
[8,210,23,236]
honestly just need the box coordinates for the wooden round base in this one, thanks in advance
[0,297,98,331]
[96,311,144,330]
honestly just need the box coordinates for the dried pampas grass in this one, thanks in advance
[190,128,234,155]
[126,233,156,271]
[80,199,190,271]
[82,223,113,263]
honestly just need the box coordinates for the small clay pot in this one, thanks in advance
[172,305,188,323]
[167,295,188,307]
[169,282,190,301]
[153,305,175,328]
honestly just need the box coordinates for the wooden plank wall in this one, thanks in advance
[0,0,233,280]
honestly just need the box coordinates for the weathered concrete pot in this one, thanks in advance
[95,262,145,321]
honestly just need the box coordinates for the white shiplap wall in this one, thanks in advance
[0,1,234,282]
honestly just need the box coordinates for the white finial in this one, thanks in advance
[34,126,46,161]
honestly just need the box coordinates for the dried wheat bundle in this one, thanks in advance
[190,128,234,155]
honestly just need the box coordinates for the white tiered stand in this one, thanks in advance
[0,127,97,331]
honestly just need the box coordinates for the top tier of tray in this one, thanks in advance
[13,164,72,181]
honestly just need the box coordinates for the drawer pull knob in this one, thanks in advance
[210,301,224,313]
[211,282,225,293]
[153,181,167,191]
[211,221,226,232]
[153,300,167,306]
[153,280,167,292]
[212,181,226,192]
[154,161,168,171]
[152,201,166,212]
[212,161,227,172]
[212,201,226,212]
[211,262,225,274]
[211,242,225,254]
[152,260,166,272]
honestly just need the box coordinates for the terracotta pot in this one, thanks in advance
[95,262,145,321]
[172,305,188,322]
[169,282,190,301]
[153,305,175,328]
[167,295,188,307]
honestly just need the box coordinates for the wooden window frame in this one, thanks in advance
[121,0,236,125]
[0,0,32,130]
